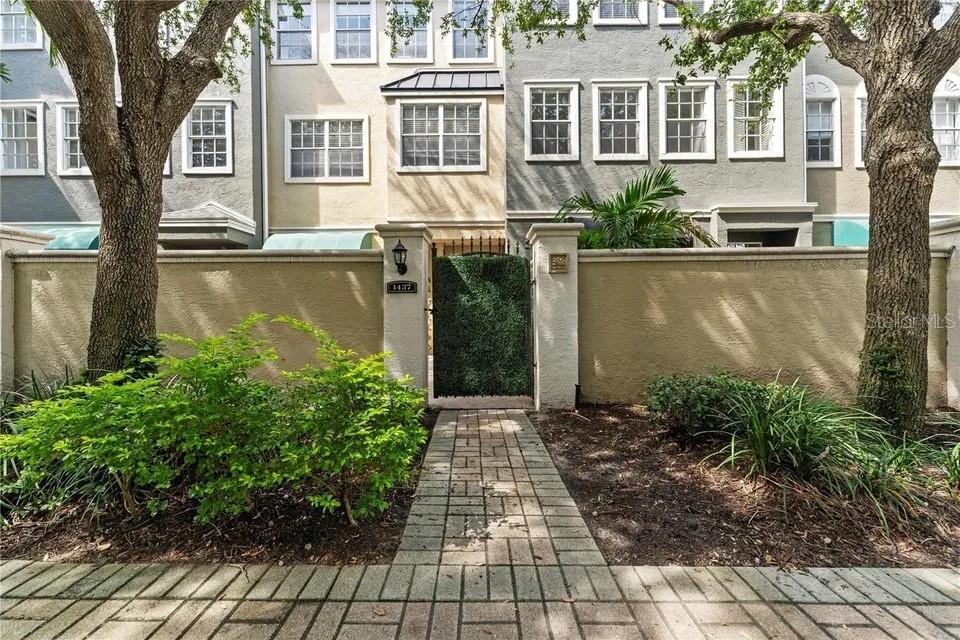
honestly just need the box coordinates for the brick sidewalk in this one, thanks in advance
[1,410,958,639]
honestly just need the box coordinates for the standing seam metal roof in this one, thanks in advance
[380,69,504,92]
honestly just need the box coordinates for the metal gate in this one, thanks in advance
[431,240,532,398]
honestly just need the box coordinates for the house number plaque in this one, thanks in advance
[387,280,417,294]
[549,253,569,274]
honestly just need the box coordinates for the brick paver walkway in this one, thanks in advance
[2,410,959,639]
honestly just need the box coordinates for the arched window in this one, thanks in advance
[804,74,841,168]
[933,74,960,166]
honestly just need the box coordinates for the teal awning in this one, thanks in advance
[42,227,100,250]
[262,231,375,250]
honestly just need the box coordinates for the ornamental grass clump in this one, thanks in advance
[0,315,426,526]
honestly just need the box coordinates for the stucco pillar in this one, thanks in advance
[0,226,53,390]
[932,220,960,409]
[375,223,432,392]
[526,223,583,410]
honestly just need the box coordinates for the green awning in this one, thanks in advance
[262,231,375,250]
[42,227,100,250]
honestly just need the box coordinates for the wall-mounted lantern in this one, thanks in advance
[392,240,408,275]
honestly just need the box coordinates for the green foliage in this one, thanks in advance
[857,344,921,435]
[0,315,426,525]
[433,254,531,397]
[647,373,943,525]
[555,167,718,249]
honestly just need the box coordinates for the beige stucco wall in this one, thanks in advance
[12,253,384,379]
[266,1,505,234]
[806,49,960,218]
[578,251,950,407]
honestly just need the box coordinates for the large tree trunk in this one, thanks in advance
[857,83,939,433]
[85,163,165,377]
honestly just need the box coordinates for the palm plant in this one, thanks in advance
[555,166,719,249]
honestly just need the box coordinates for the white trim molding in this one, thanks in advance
[55,102,91,177]
[181,99,234,175]
[395,98,488,173]
[0,99,45,176]
[448,0,494,64]
[658,0,711,25]
[592,0,648,25]
[804,74,842,168]
[523,80,580,162]
[284,113,370,183]
[591,80,648,162]
[658,79,716,161]
[726,78,784,160]
[0,1,43,51]
[854,81,867,169]
[330,0,378,64]
[271,0,318,65]
[387,0,434,64]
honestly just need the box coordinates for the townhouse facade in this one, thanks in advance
[1,0,958,249]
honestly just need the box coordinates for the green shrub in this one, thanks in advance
[0,315,426,525]
[646,372,767,438]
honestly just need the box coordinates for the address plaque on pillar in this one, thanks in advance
[387,280,418,294]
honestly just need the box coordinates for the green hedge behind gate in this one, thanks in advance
[433,254,531,397]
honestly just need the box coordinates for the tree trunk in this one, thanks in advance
[85,167,164,378]
[857,84,938,433]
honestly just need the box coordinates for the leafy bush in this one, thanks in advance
[0,315,426,525]
[646,372,768,438]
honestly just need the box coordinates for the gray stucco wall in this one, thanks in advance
[504,13,808,219]
[0,42,258,231]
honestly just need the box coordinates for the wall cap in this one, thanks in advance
[930,217,960,237]
[9,249,383,264]
[580,246,954,261]
[526,223,584,244]
[711,202,819,215]
[0,225,53,245]
[375,223,434,241]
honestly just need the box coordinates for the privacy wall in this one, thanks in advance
[578,249,952,407]
[11,252,384,380]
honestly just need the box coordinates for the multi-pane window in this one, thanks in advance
[0,0,41,49]
[0,103,42,175]
[451,0,489,60]
[58,105,89,175]
[594,85,646,159]
[391,0,431,61]
[660,0,707,23]
[526,85,579,160]
[182,102,232,173]
[805,100,834,163]
[728,83,781,157]
[333,0,374,61]
[543,0,575,22]
[662,86,709,156]
[286,117,367,181]
[933,97,960,164]
[595,0,645,23]
[856,95,868,166]
[399,102,485,170]
[275,0,314,62]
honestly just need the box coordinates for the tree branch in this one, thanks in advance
[925,4,960,79]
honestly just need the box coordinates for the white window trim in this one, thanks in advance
[330,0,378,64]
[552,0,578,26]
[591,80,648,161]
[0,99,44,176]
[725,79,783,160]
[55,102,90,177]
[657,79,715,161]
[524,80,580,162]
[395,98,488,173]
[854,81,867,169]
[0,3,43,51]
[658,0,711,25]
[447,0,494,64]
[164,149,172,177]
[271,0,318,65]
[180,100,234,175]
[283,113,370,183]
[933,73,960,168]
[388,0,434,64]
[592,0,648,25]
[804,73,842,169]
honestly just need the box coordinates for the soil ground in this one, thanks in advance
[533,405,960,568]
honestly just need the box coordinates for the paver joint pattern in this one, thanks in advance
[1,410,958,639]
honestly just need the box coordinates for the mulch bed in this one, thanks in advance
[533,405,960,568]
[2,412,438,565]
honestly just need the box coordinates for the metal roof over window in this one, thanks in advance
[380,69,504,95]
